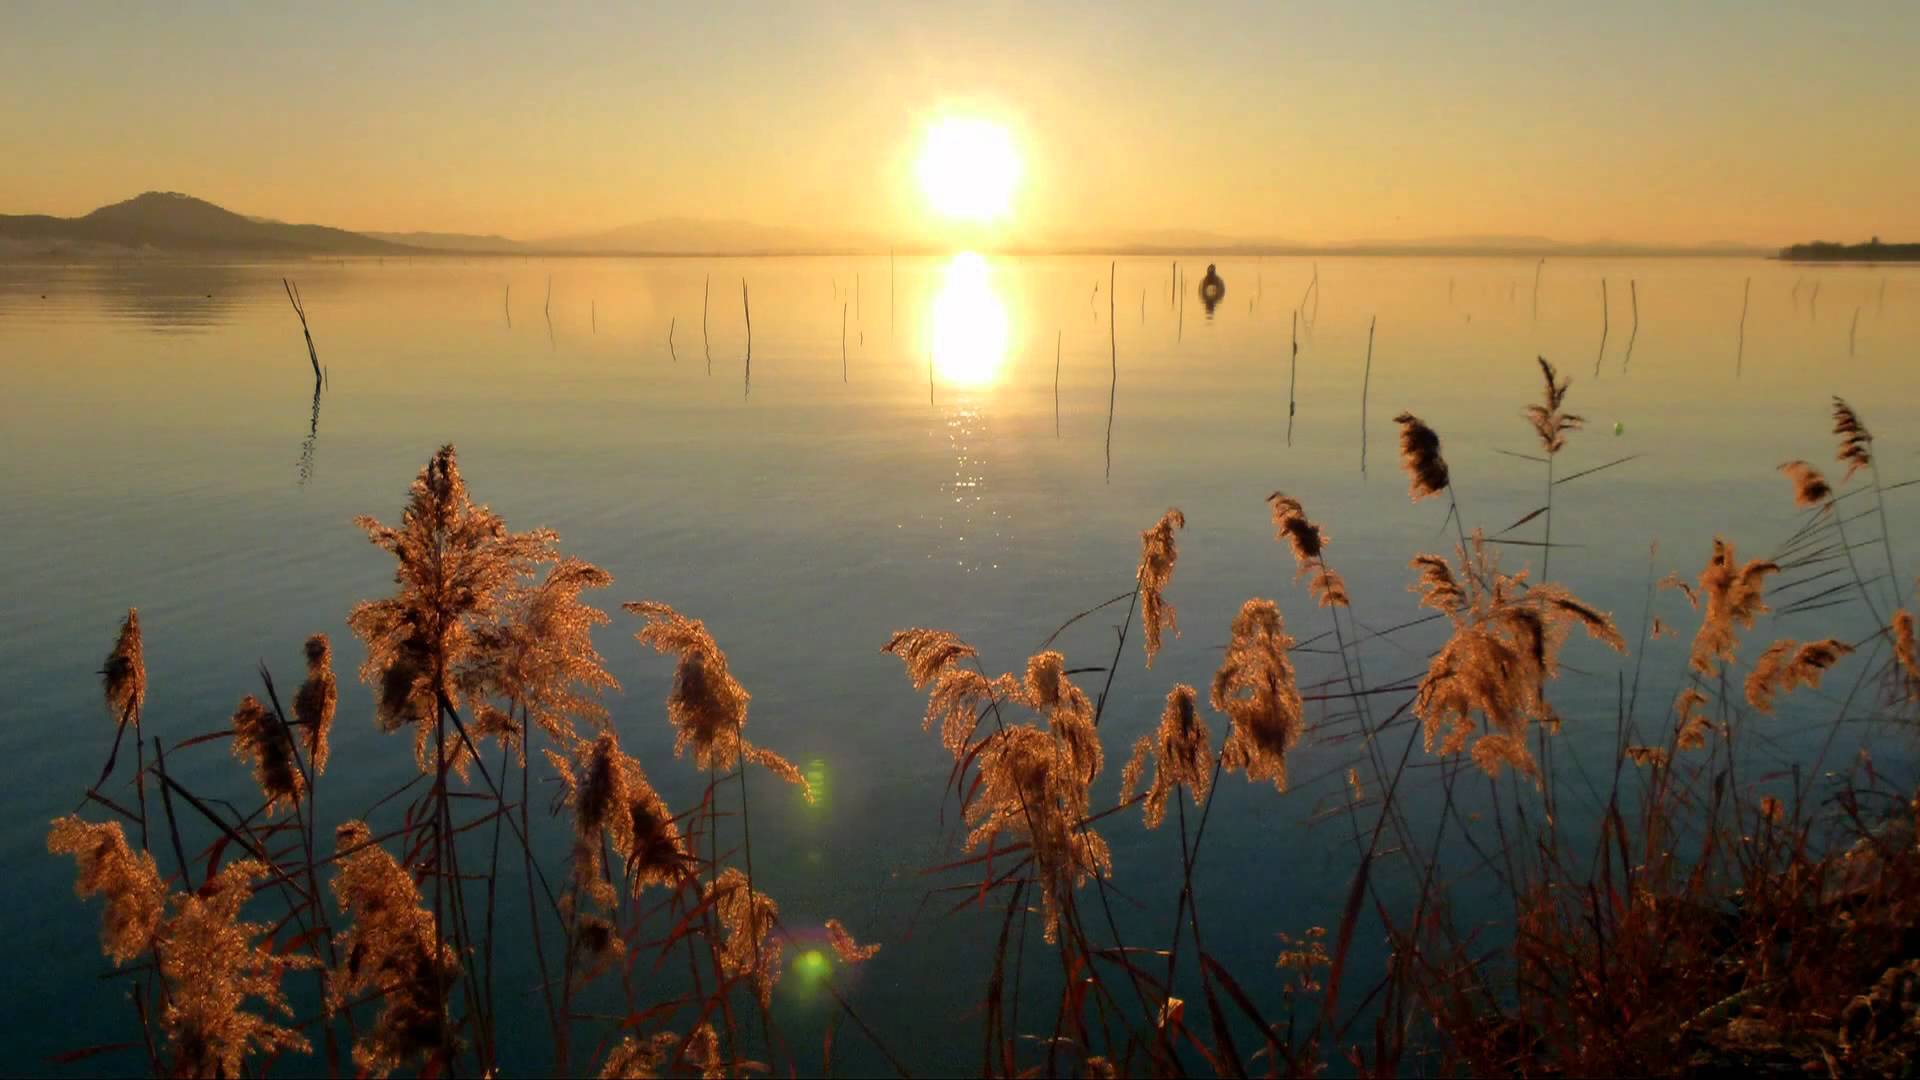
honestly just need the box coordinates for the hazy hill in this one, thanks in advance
[0,192,411,255]
[535,217,880,255]
[364,230,526,253]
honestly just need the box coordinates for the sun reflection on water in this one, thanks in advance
[929,253,1009,389]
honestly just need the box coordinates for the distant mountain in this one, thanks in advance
[0,192,412,255]
[364,230,526,253]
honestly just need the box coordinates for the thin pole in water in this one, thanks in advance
[1532,258,1544,322]
[1622,279,1638,372]
[890,248,896,337]
[1360,316,1375,475]
[1105,261,1117,481]
[1736,276,1750,377]
[703,273,711,375]
[1849,306,1860,357]
[1287,309,1298,447]
[742,279,751,399]
[1054,330,1062,438]
[668,317,677,362]
[504,284,511,328]
[841,302,848,382]
[1593,277,1609,377]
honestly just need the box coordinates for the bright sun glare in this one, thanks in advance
[930,253,1009,388]
[916,117,1020,224]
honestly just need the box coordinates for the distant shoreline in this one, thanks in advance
[1778,241,1920,263]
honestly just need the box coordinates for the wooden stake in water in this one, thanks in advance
[1105,260,1117,481]
[1054,330,1062,438]
[702,273,711,375]
[1532,258,1544,322]
[668,317,677,362]
[841,302,848,382]
[504,284,511,328]
[1286,308,1299,447]
[742,279,752,399]
[1849,306,1860,357]
[1360,316,1375,474]
[1736,276,1751,377]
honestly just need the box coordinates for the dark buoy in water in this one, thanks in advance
[1199,263,1226,317]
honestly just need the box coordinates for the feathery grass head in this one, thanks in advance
[885,627,1018,757]
[1779,460,1833,508]
[1121,683,1214,829]
[329,820,461,1078]
[47,815,164,965]
[102,608,145,725]
[705,868,783,1007]
[1021,650,1102,781]
[1524,356,1584,455]
[1895,610,1920,701]
[826,918,881,964]
[294,634,337,777]
[1674,688,1713,751]
[231,695,303,815]
[1410,533,1624,781]
[157,859,316,1078]
[1393,412,1451,501]
[881,628,977,688]
[570,912,626,987]
[1268,493,1348,607]
[965,724,1112,942]
[1688,537,1780,676]
[1832,396,1872,481]
[628,601,808,798]
[462,558,618,753]
[549,730,689,896]
[350,445,557,775]
[1745,638,1852,713]
[1138,508,1186,666]
[1212,599,1303,792]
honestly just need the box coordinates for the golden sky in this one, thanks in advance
[3,2,1915,246]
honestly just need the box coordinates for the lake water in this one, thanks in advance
[2,252,1915,1074]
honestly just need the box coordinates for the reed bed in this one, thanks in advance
[43,371,1920,1078]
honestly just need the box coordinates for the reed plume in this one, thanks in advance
[1780,460,1833,508]
[1687,537,1780,676]
[627,601,808,797]
[46,815,164,965]
[463,559,618,754]
[1895,610,1920,700]
[350,445,557,774]
[881,628,977,689]
[1268,493,1348,607]
[1393,412,1450,501]
[157,859,316,1078]
[231,694,303,814]
[1120,683,1213,829]
[966,724,1111,942]
[101,607,145,724]
[329,820,461,1077]
[1409,533,1624,781]
[1020,650,1102,782]
[883,629,1018,757]
[1138,508,1186,665]
[1212,599,1303,792]
[569,912,626,987]
[1524,356,1583,454]
[294,634,336,776]
[705,868,783,1007]
[1833,397,1873,481]
[826,918,881,963]
[549,730,689,898]
[599,1029,722,1079]
[1674,687,1712,751]
[1745,638,1853,713]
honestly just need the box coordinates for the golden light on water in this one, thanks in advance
[915,117,1020,224]
[929,253,1010,389]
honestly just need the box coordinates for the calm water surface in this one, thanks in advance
[2,253,1915,1072]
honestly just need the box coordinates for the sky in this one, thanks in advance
[3,1,1916,246]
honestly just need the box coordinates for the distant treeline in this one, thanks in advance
[1781,239,1920,262]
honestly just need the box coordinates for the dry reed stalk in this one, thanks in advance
[1593,277,1609,376]
[1105,261,1116,481]
[1287,309,1298,446]
[1360,317,1375,473]
[1737,276,1751,376]
[282,278,322,382]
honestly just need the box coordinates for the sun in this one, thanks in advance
[916,116,1020,224]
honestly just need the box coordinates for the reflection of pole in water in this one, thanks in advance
[298,382,322,487]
